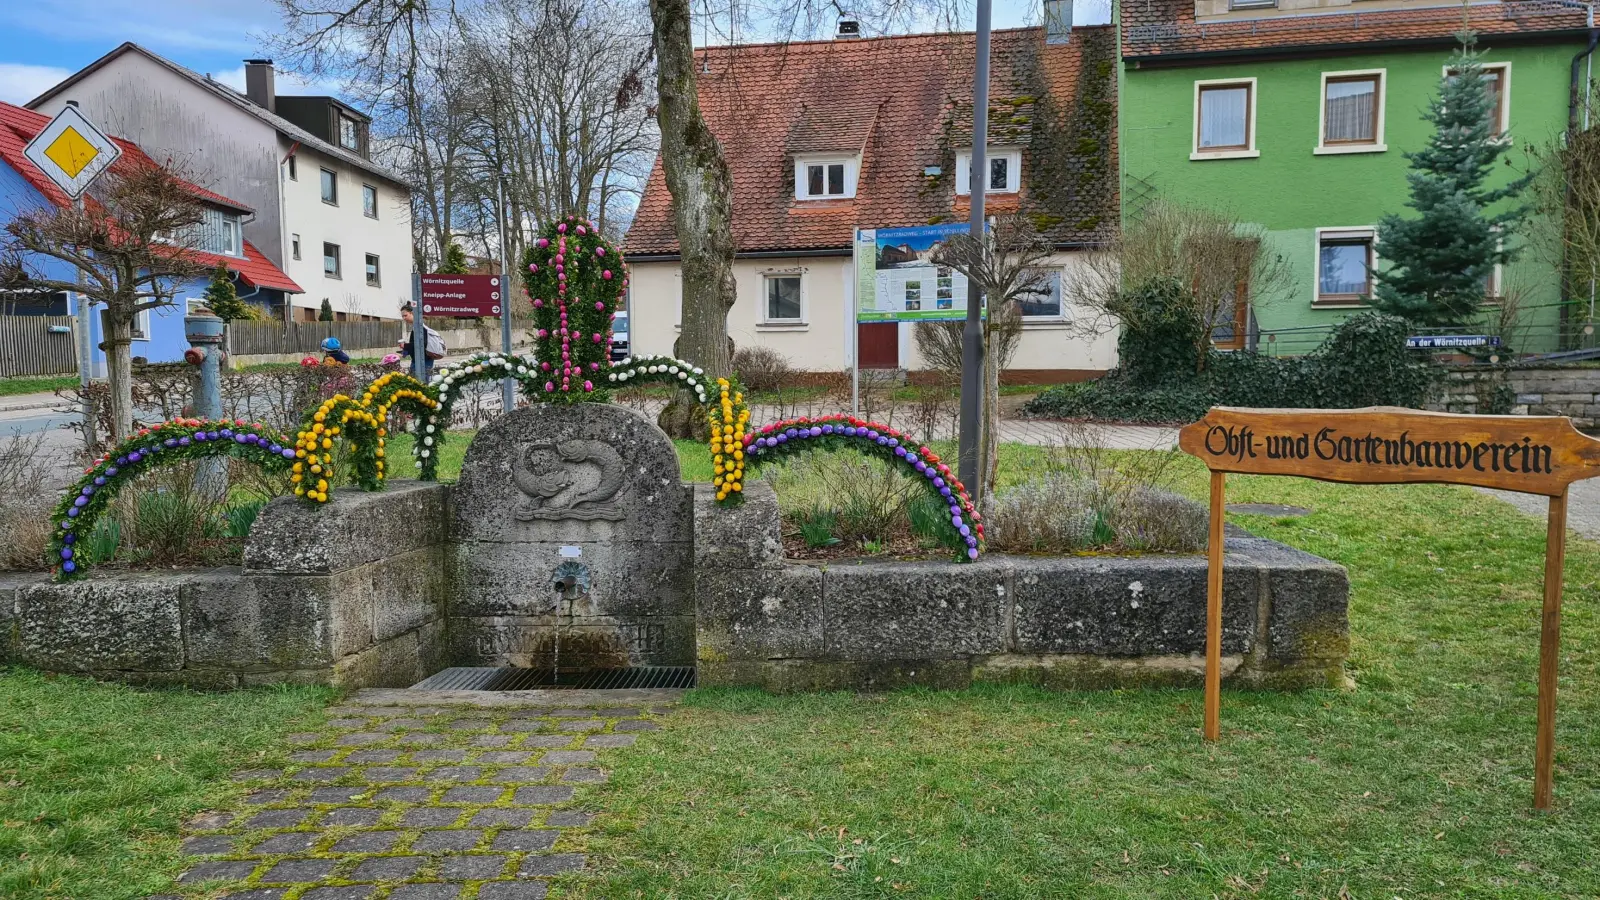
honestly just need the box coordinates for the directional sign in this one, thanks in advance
[23,106,122,200]
[419,274,503,317]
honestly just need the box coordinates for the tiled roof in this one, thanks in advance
[0,101,251,212]
[27,43,408,187]
[625,26,1118,256]
[1122,0,1590,61]
[0,101,301,294]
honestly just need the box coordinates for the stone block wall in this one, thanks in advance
[694,483,1349,692]
[1433,366,1600,426]
[0,481,452,689]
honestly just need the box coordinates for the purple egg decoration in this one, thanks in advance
[60,547,73,559]
[219,428,233,438]
[280,448,296,459]
[62,560,76,572]
[105,467,117,476]
[179,437,191,446]
[63,534,75,545]
[73,497,86,507]
[93,476,105,486]
[127,451,141,463]
[967,548,979,560]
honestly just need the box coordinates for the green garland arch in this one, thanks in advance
[49,418,298,581]
[413,351,547,480]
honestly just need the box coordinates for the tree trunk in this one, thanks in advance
[104,313,134,441]
[649,0,736,384]
[977,321,1002,508]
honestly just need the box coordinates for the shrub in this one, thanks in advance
[1109,276,1206,384]
[1022,311,1437,423]
[731,346,794,393]
[0,434,53,570]
[988,473,1207,553]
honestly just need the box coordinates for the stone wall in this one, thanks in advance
[1433,366,1600,427]
[694,482,1349,692]
[0,481,452,689]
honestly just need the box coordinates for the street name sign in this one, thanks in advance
[419,274,503,317]
[23,105,122,200]
[1179,406,1600,809]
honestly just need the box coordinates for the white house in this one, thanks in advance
[624,20,1119,382]
[30,44,413,322]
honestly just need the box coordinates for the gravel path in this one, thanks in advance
[1478,478,1600,542]
[160,695,670,899]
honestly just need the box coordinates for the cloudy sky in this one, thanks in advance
[0,0,1112,107]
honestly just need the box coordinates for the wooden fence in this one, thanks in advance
[225,320,409,357]
[0,314,77,377]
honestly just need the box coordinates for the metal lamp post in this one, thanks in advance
[958,0,993,493]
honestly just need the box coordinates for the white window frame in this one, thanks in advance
[955,149,1023,195]
[221,218,241,257]
[1314,226,1378,307]
[794,155,858,201]
[1316,69,1387,155]
[131,308,151,341]
[759,269,807,327]
[363,184,378,219]
[340,115,361,151]
[1192,77,1259,161]
[1017,267,1068,323]
[1444,61,1512,140]
[324,242,342,279]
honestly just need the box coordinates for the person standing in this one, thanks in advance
[398,302,445,378]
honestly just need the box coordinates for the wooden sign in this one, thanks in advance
[1179,406,1600,810]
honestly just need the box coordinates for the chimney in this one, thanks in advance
[1045,0,1072,44]
[836,18,862,39]
[244,59,276,112]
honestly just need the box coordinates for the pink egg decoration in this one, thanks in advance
[557,223,567,233]
[602,270,613,280]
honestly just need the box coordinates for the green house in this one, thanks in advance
[1118,0,1595,354]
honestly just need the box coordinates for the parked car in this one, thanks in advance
[611,311,629,361]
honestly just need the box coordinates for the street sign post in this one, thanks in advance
[419,274,504,318]
[1179,406,1600,809]
[24,105,124,451]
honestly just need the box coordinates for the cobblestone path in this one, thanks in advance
[159,696,669,899]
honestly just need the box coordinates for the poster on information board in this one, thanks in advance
[853,224,974,322]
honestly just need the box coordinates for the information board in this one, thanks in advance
[853,224,972,322]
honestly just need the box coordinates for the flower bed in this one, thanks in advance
[49,418,297,580]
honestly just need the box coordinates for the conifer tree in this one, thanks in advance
[1373,34,1530,326]
[201,264,251,320]
[437,242,469,274]
[318,297,335,321]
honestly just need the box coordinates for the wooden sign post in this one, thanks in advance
[1179,406,1600,809]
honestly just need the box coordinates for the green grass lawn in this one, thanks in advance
[565,465,1600,899]
[0,376,74,397]
[0,670,331,900]
[7,435,1600,897]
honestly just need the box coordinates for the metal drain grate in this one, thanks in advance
[410,666,696,691]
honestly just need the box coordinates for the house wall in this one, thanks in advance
[279,139,414,321]
[30,53,285,267]
[1120,42,1578,354]
[31,52,413,322]
[627,253,1118,378]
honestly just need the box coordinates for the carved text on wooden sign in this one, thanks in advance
[1178,406,1600,496]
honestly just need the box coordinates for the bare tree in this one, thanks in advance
[926,215,1053,504]
[2,164,209,440]
[1525,118,1600,337]
[1070,199,1294,371]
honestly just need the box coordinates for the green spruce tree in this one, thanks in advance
[1373,33,1531,327]
[202,264,251,320]
[437,241,469,274]
[318,297,335,321]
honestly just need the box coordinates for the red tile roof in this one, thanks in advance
[1122,0,1590,61]
[625,26,1118,256]
[0,101,299,293]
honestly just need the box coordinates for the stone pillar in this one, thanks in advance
[447,403,695,668]
[184,310,227,500]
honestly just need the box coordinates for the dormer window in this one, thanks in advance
[794,155,858,200]
[955,149,1022,195]
[221,218,241,256]
[339,114,362,151]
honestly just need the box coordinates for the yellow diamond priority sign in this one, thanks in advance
[24,106,122,200]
